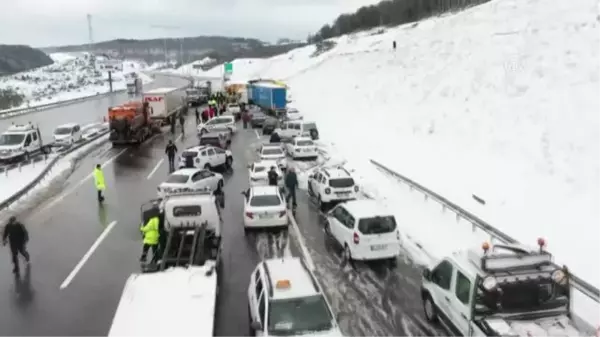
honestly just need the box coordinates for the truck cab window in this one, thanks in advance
[455,271,471,304]
[431,260,453,290]
[24,134,31,146]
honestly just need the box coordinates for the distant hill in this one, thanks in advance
[42,36,306,65]
[0,45,54,75]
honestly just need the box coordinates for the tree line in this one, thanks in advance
[308,0,491,43]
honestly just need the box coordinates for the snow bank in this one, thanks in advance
[0,154,59,205]
[49,52,78,63]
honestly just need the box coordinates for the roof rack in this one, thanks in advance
[158,223,207,271]
[7,122,36,132]
[469,242,554,273]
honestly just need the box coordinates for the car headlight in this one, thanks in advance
[482,276,498,291]
[552,269,567,285]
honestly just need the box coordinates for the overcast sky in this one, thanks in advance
[0,0,380,47]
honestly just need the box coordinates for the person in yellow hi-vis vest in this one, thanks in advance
[140,215,160,263]
[93,164,105,202]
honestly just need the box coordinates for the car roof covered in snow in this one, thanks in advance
[294,137,314,143]
[250,185,280,196]
[170,168,201,177]
[262,258,320,300]
[340,199,392,219]
[320,167,352,179]
[108,264,217,336]
[144,87,178,94]
[254,160,279,168]
[56,123,80,128]
[184,145,209,152]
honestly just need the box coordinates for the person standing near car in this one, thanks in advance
[165,140,178,172]
[2,216,30,274]
[140,213,160,263]
[268,166,279,186]
[242,109,251,129]
[195,108,200,125]
[179,113,185,134]
[284,167,298,209]
[94,164,105,202]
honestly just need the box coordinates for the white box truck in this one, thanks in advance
[142,87,185,122]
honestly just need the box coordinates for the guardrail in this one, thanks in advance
[370,159,600,304]
[0,130,109,213]
[0,89,127,119]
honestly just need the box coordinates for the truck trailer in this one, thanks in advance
[248,82,286,112]
[143,87,185,125]
[108,101,160,145]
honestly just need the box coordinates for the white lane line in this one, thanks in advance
[254,129,260,139]
[176,133,183,142]
[288,210,316,271]
[147,158,164,180]
[60,220,118,289]
[37,148,127,214]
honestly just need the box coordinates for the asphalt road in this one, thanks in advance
[0,112,444,336]
[0,74,189,144]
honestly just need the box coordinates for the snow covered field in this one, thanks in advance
[176,0,599,319]
[0,52,153,113]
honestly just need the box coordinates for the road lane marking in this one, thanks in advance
[147,158,164,179]
[37,148,127,214]
[60,220,118,289]
[176,133,183,142]
[254,129,260,139]
[288,210,316,271]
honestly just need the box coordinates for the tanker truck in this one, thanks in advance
[108,101,160,145]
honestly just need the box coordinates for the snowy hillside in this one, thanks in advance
[0,53,152,111]
[186,0,599,287]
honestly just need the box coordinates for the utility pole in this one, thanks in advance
[87,14,95,67]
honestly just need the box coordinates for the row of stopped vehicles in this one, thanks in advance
[109,188,224,336]
[421,238,591,336]
[108,87,186,145]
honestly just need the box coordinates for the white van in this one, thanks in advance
[0,123,44,163]
[53,123,82,146]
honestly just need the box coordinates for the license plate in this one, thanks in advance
[260,213,273,219]
[336,192,350,196]
[371,244,387,251]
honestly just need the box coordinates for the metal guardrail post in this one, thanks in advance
[369,158,600,304]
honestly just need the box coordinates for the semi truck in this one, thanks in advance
[143,87,186,125]
[108,101,160,145]
[248,82,287,112]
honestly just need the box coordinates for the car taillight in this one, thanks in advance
[354,185,359,192]
[353,232,360,244]
[278,211,286,217]
[245,212,254,219]
[325,188,331,194]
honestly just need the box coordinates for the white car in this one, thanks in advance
[247,257,343,337]
[226,103,241,116]
[53,123,82,146]
[158,168,223,197]
[198,116,237,135]
[285,137,318,160]
[325,199,401,263]
[258,144,287,170]
[308,166,359,209]
[179,145,233,170]
[285,108,303,121]
[248,160,283,187]
[81,123,109,141]
[242,185,288,230]
[275,120,319,140]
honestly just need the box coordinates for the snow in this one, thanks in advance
[186,0,599,326]
[108,264,217,336]
[0,53,153,113]
[170,58,270,83]
[0,155,59,205]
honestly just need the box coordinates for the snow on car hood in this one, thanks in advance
[0,145,22,151]
[483,315,582,336]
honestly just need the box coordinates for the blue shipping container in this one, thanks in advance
[252,84,286,110]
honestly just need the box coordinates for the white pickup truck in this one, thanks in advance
[0,123,46,163]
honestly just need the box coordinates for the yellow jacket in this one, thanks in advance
[94,167,105,191]
[140,216,160,245]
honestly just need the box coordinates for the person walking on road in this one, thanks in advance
[2,216,30,274]
[94,164,105,202]
[242,110,251,129]
[195,108,200,125]
[140,213,160,263]
[268,166,279,186]
[179,114,185,134]
[165,140,178,172]
[284,167,298,209]
[202,108,209,123]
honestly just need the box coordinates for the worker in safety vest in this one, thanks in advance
[140,214,160,263]
[93,164,105,202]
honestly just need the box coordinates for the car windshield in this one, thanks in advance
[303,122,317,130]
[297,140,314,146]
[0,134,25,145]
[166,174,190,184]
[200,138,219,145]
[262,148,283,156]
[249,194,281,207]
[329,178,355,188]
[54,127,72,135]
[268,295,334,336]
[181,151,197,157]
[357,216,397,234]
[208,119,228,125]
[253,165,267,173]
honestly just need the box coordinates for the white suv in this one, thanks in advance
[420,240,578,336]
[324,200,401,264]
[247,257,342,337]
[198,116,237,135]
[308,167,358,209]
[275,120,319,140]
[178,145,233,170]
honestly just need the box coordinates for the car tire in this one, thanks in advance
[307,182,313,196]
[317,195,325,212]
[23,151,30,162]
[343,244,353,262]
[423,294,439,323]
[200,128,207,135]
[204,163,212,171]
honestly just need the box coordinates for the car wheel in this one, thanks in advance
[423,294,439,322]
[317,195,325,212]
[307,182,313,196]
[23,152,30,161]
[343,244,353,262]
[225,156,233,169]
[204,163,212,171]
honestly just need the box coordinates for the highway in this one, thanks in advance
[0,99,444,336]
[0,74,189,144]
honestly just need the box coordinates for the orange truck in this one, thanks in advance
[108,101,160,145]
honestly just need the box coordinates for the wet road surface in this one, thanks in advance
[0,74,189,144]
[0,114,444,336]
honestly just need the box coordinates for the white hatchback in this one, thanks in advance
[258,144,287,170]
[285,137,318,160]
[325,199,401,263]
[242,185,288,230]
[158,168,223,197]
[248,160,283,187]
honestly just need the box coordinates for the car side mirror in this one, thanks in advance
[250,321,262,331]
[422,268,431,280]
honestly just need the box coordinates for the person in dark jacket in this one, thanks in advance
[165,140,178,172]
[268,166,279,186]
[179,114,185,134]
[195,108,200,125]
[284,167,298,208]
[2,216,30,274]
[242,110,251,129]
[269,131,281,143]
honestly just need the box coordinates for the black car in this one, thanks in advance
[262,117,279,135]
[250,111,267,128]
